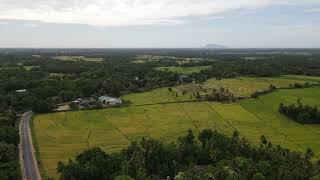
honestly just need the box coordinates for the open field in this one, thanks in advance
[23,66,40,71]
[32,75,320,178]
[121,88,194,105]
[52,56,103,62]
[48,73,66,77]
[156,66,211,74]
[177,75,320,97]
[132,55,204,64]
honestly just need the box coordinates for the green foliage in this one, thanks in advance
[1,50,320,179]
[251,173,266,180]
[58,129,320,180]
[114,175,135,180]
[32,100,52,113]
[156,66,211,75]
[0,110,20,180]
[279,100,320,124]
[57,147,118,180]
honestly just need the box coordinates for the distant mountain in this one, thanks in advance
[204,44,228,49]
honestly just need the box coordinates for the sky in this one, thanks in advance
[0,0,320,48]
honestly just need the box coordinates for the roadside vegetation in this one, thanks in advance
[0,109,20,179]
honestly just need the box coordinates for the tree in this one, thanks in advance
[32,100,52,113]
[115,175,134,180]
[251,173,266,180]
[178,130,197,164]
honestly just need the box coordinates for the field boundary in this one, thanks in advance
[239,102,307,154]
[104,116,131,143]
[205,102,237,132]
[178,103,200,133]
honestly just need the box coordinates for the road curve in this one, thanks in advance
[20,111,41,180]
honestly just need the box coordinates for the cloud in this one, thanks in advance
[205,16,225,20]
[268,24,307,30]
[0,0,319,26]
[305,8,320,13]
[0,21,9,25]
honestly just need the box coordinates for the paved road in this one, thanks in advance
[20,111,41,180]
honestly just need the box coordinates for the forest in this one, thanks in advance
[0,109,20,180]
[1,50,320,113]
[57,129,320,180]
[0,49,320,179]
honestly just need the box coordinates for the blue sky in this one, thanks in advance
[0,0,319,48]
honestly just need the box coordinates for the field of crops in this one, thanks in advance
[178,75,320,97]
[32,76,320,178]
[156,66,211,74]
[52,56,103,62]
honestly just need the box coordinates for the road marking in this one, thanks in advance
[23,114,33,179]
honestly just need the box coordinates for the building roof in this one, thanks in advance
[98,95,121,102]
[16,89,27,93]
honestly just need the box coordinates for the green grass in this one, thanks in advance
[121,88,193,105]
[239,87,320,153]
[177,76,318,98]
[23,66,40,71]
[53,56,103,62]
[132,55,203,65]
[33,75,320,178]
[156,66,211,74]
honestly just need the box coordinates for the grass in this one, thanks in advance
[0,66,39,71]
[30,117,50,179]
[53,56,103,62]
[132,55,204,64]
[23,66,40,71]
[156,66,211,74]
[32,75,320,178]
[239,87,320,153]
[121,88,193,105]
[177,75,318,97]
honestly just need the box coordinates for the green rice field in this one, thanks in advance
[178,75,320,97]
[32,76,320,178]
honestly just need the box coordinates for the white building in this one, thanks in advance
[98,95,122,106]
[15,89,27,93]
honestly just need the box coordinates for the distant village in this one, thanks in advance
[53,95,123,112]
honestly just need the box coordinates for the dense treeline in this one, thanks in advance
[57,129,320,180]
[198,87,236,102]
[279,100,320,124]
[194,55,320,80]
[0,109,20,180]
[1,51,320,113]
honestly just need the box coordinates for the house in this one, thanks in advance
[98,95,122,106]
[72,98,83,105]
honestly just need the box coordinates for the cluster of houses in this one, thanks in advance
[54,95,123,112]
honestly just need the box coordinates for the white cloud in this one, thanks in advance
[0,0,318,26]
